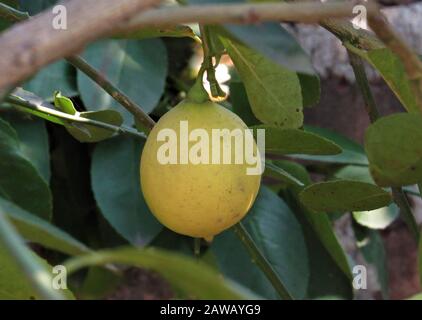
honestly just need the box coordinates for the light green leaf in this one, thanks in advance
[299,180,392,212]
[212,186,309,299]
[54,91,77,115]
[348,45,419,113]
[365,113,422,187]
[64,246,260,300]
[77,39,168,124]
[255,125,342,155]
[291,126,368,165]
[91,136,162,245]
[353,205,398,230]
[222,37,303,128]
[0,243,75,300]
[0,118,52,220]
[335,166,399,229]
[0,197,89,256]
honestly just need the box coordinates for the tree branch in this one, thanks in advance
[0,0,160,91]
[120,2,374,34]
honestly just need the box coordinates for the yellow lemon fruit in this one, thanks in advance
[140,100,262,239]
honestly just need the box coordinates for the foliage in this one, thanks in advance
[0,0,421,301]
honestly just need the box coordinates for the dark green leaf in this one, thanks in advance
[0,118,52,220]
[299,180,392,212]
[65,246,260,299]
[0,197,89,255]
[264,161,304,187]
[365,113,422,187]
[91,136,162,245]
[18,0,59,14]
[24,62,77,101]
[77,39,168,124]
[1,112,50,182]
[212,186,309,299]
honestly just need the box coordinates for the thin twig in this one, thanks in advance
[348,50,420,242]
[5,95,147,140]
[391,187,420,241]
[0,210,65,300]
[233,223,293,300]
[66,56,155,133]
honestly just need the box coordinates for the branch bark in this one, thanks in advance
[0,0,160,91]
[120,2,375,34]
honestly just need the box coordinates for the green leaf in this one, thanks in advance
[365,113,422,187]
[10,89,65,125]
[0,243,74,300]
[277,162,353,297]
[1,112,50,182]
[68,110,123,143]
[222,37,303,128]
[299,180,391,213]
[53,91,124,142]
[0,118,52,220]
[255,125,342,155]
[91,136,162,245]
[24,62,77,101]
[115,25,197,40]
[229,80,260,126]
[264,161,304,187]
[77,39,168,124]
[54,91,77,115]
[64,246,260,299]
[348,45,419,113]
[224,23,316,76]
[353,223,389,299]
[292,126,368,165]
[299,180,392,212]
[353,205,398,230]
[212,186,309,299]
[334,166,399,229]
[0,197,89,255]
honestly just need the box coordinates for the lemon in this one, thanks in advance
[140,100,262,240]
